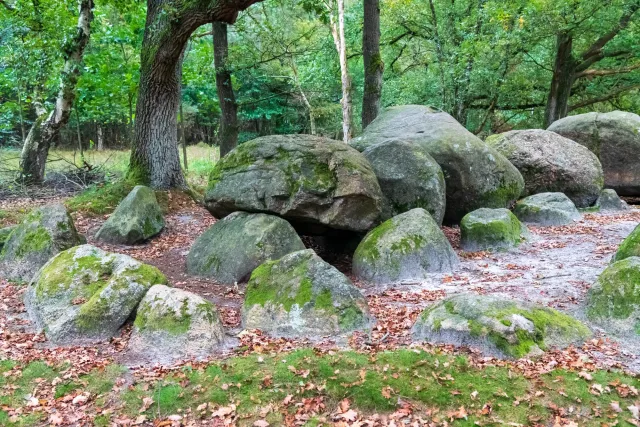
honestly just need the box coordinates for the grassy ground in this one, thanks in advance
[1,348,639,426]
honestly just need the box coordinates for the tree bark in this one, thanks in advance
[290,57,316,135]
[327,0,353,142]
[129,0,260,188]
[97,124,104,150]
[544,32,576,128]
[361,0,383,129]
[213,21,239,158]
[18,0,94,184]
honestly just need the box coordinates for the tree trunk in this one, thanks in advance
[18,0,94,184]
[328,0,353,142]
[97,124,104,150]
[129,0,260,188]
[544,32,576,128]
[213,21,239,158]
[362,0,383,129]
[290,57,316,135]
[180,99,188,171]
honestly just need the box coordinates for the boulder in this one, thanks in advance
[547,111,640,196]
[460,208,527,252]
[352,208,459,284]
[513,192,581,226]
[128,285,225,364]
[596,189,631,212]
[0,204,84,282]
[205,135,383,234]
[485,129,603,207]
[612,224,640,262]
[24,245,167,344]
[0,226,16,252]
[242,249,372,337]
[95,185,164,244]
[412,294,591,359]
[350,105,524,223]
[586,257,640,335]
[187,212,305,283]
[362,139,446,224]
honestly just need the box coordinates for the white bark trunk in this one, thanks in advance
[327,0,353,142]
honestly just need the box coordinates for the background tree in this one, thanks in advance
[361,0,383,128]
[213,22,239,157]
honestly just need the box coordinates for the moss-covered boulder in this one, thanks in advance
[612,225,640,263]
[596,189,631,212]
[205,135,383,234]
[513,192,581,226]
[412,294,591,359]
[460,208,527,252]
[128,285,225,365]
[242,249,372,337]
[486,129,603,208]
[586,257,640,334]
[24,245,167,344]
[352,208,459,284]
[349,105,524,223]
[548,111,640,196]
[0,204,84,282]
[0,226,16,252]
[362,139,446,224]
[187,212,305,284]
[95,185,164,244]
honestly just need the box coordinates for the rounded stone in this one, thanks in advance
[352,208,459,284]
[128,285,225,365]
[187,212,305,284]
[350,105,524,223]
[362,139,446,224]
[548,111,640,196]
[205,135,383,234]
[412,294,591,359]
[596,189,631,212]
[0,225,16,253]
[24,245,167,344]
[460,208,527,252]
[242,249,372,337]
[613,224,640,263]
[513,192,581,226]
[486,129,604,207]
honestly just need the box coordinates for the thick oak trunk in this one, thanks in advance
[19,0,94,184]
[544,32,576,128]
[129,0,260,188]
[213,22,239,158]
[361,0,383,129]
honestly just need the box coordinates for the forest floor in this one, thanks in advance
[2,151,640,425]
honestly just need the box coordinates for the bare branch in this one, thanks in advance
[575,62,640,78]
[568,84,640,111]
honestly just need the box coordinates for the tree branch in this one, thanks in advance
[568,84,640,111]
[575,62,640,78]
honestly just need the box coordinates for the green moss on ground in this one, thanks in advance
[66,181,134,215]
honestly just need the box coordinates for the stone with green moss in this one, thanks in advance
[548,111,640,197]
[187,212,305,284]
[242,249,372,337]
[349,105,524,223]
[412,294,591,359]
[586,257,640,335]
[613,224,640,262]
[205,134,383,234]
[460,208,528,252]
[513,192,581,226]
[485,129,603,207]
[95,186,164,244]
[352,208,459,284]
[0,204,84,282]
[128,285,224,365]
[0,226,16,252]
[596,189,631,212]
[24,245,167,344]
[362,139,446,224]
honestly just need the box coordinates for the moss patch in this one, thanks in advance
[613,225,640,262]
[587,257,640,323]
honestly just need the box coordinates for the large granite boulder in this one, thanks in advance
[242,249,372,337]
[596,189,631,212]
[24,245,167,344]
[413,294,591,359]
[513,192,581,226]
[205,135,383,234]
[0,226,16,252]
[95,186,164,244]
[0,204,84,282]
[128,285,225,365]
[187,212,305,284]
[548,111,640,196]
[460,208,528,252]
[586,257,640,335]
[352,208,459,284]
[350,105,524,223]
[486,129,603,207]
[362,139,446,224]
[612,224,640,262]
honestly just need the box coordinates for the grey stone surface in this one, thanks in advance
[596,189,631,212]
[460,208,527,252]
[514,192,581,226]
